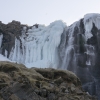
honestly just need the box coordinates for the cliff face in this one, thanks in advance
[0,14,100,99]
[0,61,97,100]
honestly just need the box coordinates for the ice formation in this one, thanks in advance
[0,34,3,48]
[9,20,66,68]
[85,45,95,66]
[0,13,100,69]
[84,13,100,40]
[62,13,100,70]
[62,22,77,69]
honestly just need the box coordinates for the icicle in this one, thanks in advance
[84,13,100,40]
[5,50,8,57]
[86,60,91,66]
[0,34,3,48]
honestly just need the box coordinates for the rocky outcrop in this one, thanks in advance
[0,61,97,100]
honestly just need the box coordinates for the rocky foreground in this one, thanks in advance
[0,61,97,100]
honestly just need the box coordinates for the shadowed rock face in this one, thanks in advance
[0,61,97,100]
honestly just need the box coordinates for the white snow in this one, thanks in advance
[0,54,11,61]
[86,60,91,66]
[9,20,66,68]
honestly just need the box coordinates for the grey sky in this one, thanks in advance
[0,0,100,26]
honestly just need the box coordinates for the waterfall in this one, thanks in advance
[61,22,77,72]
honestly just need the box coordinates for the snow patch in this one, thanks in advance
[0,54,11,61]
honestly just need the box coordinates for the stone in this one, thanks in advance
[76,88,83,95]
[47,93,56,100]
[70,84,76,92]
[0,61,97,100]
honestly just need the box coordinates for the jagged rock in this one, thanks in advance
[0,61,97,100]
[47,93,56,100]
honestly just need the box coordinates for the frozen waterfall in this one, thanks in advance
[0,13,100,99]
[9,20,66,68]
[0,13,100,70]
[62,22,76,70]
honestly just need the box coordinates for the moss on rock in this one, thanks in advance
[0,61,97,100]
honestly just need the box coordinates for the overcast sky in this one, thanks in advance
[0,0,100,26]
